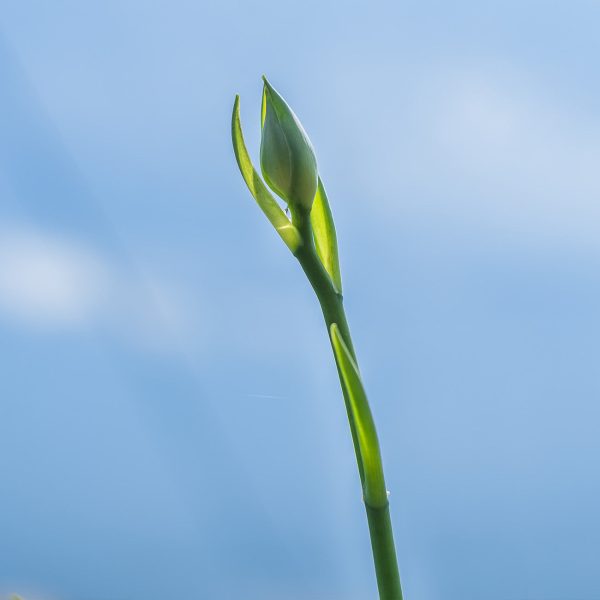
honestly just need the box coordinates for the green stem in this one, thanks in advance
[366,504,403,599]
[291,208,403,600]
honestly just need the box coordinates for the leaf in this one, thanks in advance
[311,178,342,293]
[231,95,302,252]
[330,323,387,507]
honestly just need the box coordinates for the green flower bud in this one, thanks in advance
[260,77,318,212]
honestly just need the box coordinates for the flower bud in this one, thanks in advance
[260,77,318,212]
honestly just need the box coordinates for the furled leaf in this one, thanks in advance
[311,178,342,293]
[231,95,302,252]
[330,323,387,507]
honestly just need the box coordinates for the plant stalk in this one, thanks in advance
[291,208,403,600]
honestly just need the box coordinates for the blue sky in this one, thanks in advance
[1,1,599,599]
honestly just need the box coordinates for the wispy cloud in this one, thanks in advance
[438,72,599,250]
[430,67,600,206]
[0,227,110,328]
[0,223,197,353]
[422,67,600,244]
[330,61,600,250]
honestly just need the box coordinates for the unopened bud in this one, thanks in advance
[260,77,318,212]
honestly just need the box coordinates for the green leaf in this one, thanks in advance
[311,178,342,293]
[330,323,387,508]
[231,95,302,252]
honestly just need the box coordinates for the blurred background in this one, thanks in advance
[1,1,599,599]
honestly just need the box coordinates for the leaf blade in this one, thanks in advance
[231,95,301,252]
[330,323,387,507]
[311,178,342,293]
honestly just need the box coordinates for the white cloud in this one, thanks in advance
[0,224,197,353]
[423,69,600,248]
[430,68,600,199]
[328,60,600,250]
[0,228,111,328]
